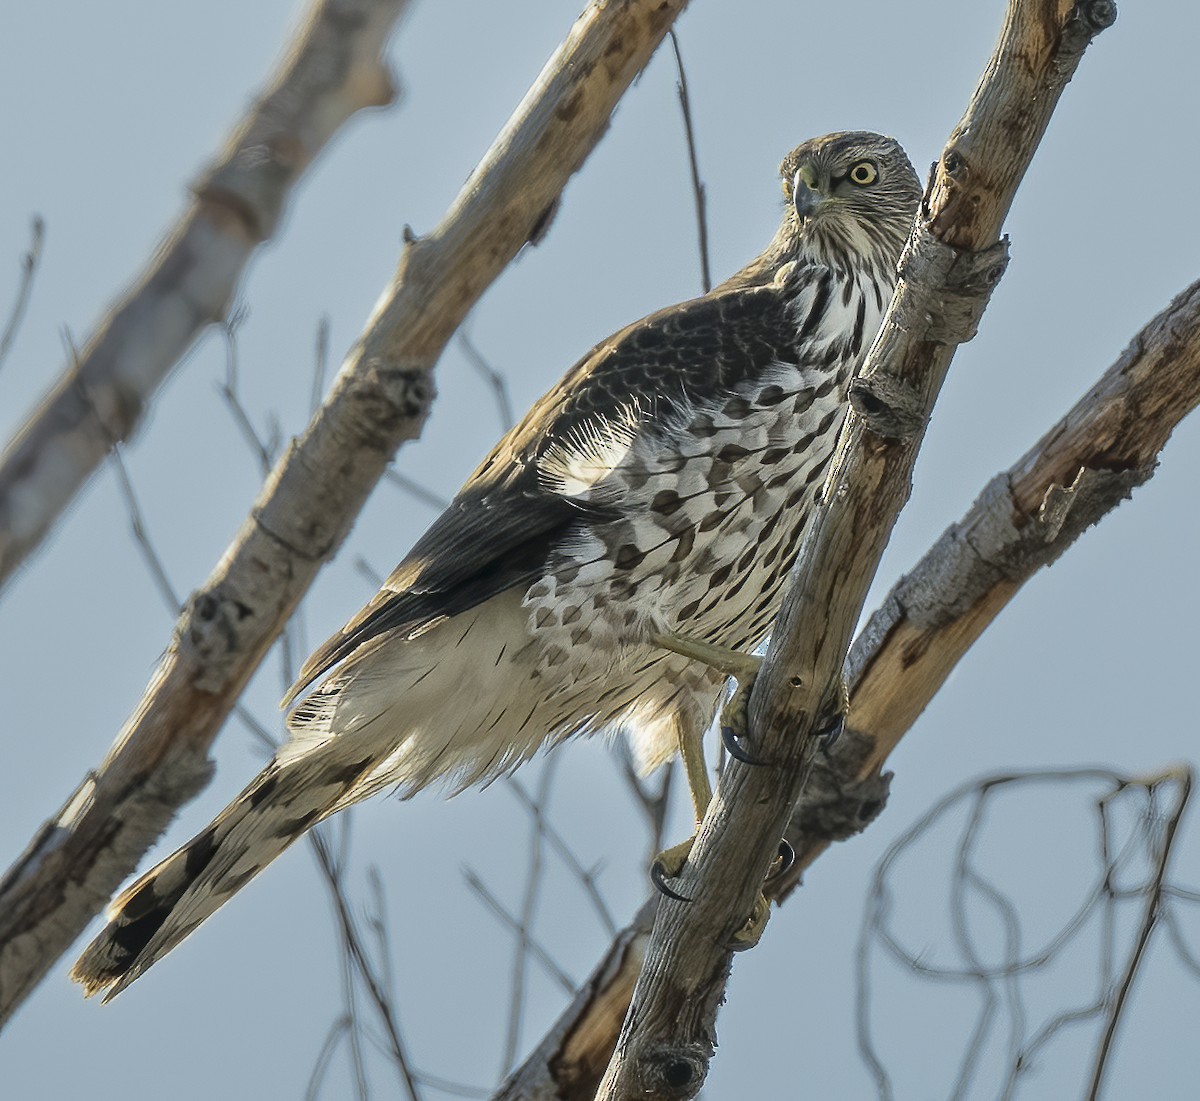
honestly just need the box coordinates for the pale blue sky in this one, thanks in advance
[2,1,1199,1097]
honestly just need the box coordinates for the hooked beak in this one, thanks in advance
[793,164,824,220]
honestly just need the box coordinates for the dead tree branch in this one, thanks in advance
[855,767,1195,1100]
[667,31,710,294]
[486,3,1120,1097]
[0,0,407,594]
[496,252,1200,1101]
[597,3,1115,1095]
[0,0,690,1032]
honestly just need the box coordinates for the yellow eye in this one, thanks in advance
[848,161,878,186]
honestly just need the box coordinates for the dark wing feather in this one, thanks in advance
[286,278,799,705]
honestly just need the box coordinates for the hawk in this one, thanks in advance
[74,131,920,998]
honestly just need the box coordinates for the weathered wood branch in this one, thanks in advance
[839,273,1200,787]
[0,0,689,1030]
[0,0,407,596]
[595,1,1115,1097]
[495,269,1200,1099]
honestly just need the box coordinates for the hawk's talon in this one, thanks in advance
[729,893,771,951]
[816,682,850,746]
[651,836,697,903]
[721,723,767,766]
[816,711,845,746]
[766,838,795,885]
[650,859,693,903]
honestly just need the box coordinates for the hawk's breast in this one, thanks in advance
[523,267,887,680]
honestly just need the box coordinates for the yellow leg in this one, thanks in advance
[679,712,713,820]
[648,631,777,946]
[649,718,712,890]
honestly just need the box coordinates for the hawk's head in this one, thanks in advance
[780,131,921,276]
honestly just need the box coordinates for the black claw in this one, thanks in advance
[650,860,693,903]
[766,838,795,884]
[721,724,768,766]
[815,713,845,746]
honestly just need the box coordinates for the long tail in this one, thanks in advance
[72,743,375,1002]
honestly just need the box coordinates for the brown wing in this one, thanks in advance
[285,279,799,706]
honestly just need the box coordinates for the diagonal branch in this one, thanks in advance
[0,0,690,1030]
[0,0,408,595]
[772,258,1200,897]
[498,230,1200,1101]
[595,1,1116,1096]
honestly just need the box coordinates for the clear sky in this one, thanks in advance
[2,1,1198,1097]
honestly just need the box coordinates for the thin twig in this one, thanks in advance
[310,826,425,1101]
[306,1015,355,1101]
[502,758,559,1076]
[109,446,182,614]
[667,30,710,294]
[355,556,386,590]
[412,1071,491,1099]
[1087,768,1193,1100]
[610,738,675,863]
[458,330,515,432]
[218,304,278,476]
[506,776,618,936]
[366,866,401,1015]
[312,314,331,414]
[0,215,45,373]
[384,468,451,511]
[462,868,576,994]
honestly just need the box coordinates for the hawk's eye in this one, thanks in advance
[848,161,878,186]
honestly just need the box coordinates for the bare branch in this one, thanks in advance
[1088,768,1192,1099]
[598,4,1114,1094]
[0,0,691,1030]
[0,0,408,593]
[458,330,515,432]
[463,868,576,996]
[0,215,45,373]
[384,468,451,511]
[667,31,710,294]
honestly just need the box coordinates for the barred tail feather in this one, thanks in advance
[71,746,376,1002]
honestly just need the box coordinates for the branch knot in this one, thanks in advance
[635,1044,709,1098]
[893,232,1009,346]
[849,373,924,440]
